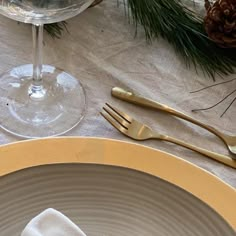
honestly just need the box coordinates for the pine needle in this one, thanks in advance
[44,21,68,39]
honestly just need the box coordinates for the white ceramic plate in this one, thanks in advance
[0,163,235,235]
[0,137,235,235]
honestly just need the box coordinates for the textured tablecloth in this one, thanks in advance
[0,0,235,188]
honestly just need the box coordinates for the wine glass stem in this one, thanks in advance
[29,24,45,100]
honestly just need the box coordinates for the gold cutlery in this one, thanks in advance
[101,103,236,169]
[111,87,236,156]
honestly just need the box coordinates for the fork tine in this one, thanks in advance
[100,111,128,134]
[105,103,132,123]
[103,106,129,128]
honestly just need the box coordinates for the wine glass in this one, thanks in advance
[0,0,94,138]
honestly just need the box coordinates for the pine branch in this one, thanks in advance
[126,0,236,79]
[44,21,68,39]
[46,0,236,78]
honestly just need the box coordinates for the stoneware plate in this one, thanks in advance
[0,137,235,235]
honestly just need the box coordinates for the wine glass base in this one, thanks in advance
[0,64,86,138]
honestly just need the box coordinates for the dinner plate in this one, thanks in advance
[0,137,235,235]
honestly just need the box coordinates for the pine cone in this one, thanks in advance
[204,0,236,47]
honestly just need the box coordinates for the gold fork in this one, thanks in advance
[101,103,236,169]
[111,87,236,156]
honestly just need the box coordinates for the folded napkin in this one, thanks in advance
[21,208,87,236]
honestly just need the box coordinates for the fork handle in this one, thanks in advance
[159,135,236,168]
[111,87,226,142]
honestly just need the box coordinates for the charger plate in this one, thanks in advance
[0,137,235,235]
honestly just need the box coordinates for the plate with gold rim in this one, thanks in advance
[0,137,235,235]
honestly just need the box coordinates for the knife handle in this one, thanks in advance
[111,87,224,139]
[111,87,170,111]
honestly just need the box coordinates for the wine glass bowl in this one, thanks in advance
[0,0,95,24]
[0,0,94,138]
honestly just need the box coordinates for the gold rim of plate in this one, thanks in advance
[0,137,235,229]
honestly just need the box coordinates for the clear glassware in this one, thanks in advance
[0,0,94,138]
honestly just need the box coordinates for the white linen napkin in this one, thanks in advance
[21,208,87,236]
